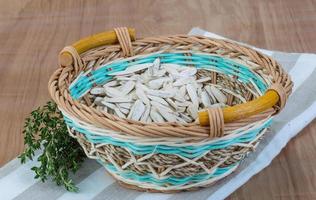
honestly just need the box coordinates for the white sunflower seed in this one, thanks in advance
[147,95,169,106]
[150,109,164,123]
[94,97,103,106]
[187,103,198,119]
[136,87,150,105]
[120,81,135,95]
[103,80,119,87]
[157,109,177,122]
[201,91,212,107]
[179,113,193,123]
[147,89,175,98]
[166,98,178,110]
[154,69,167,77]
[140,104,151,122]
[128,100,145,120]
[114,107,126,118]
[109,63,153,75]
[104,86,124,97]
[148,77,170,89]
[196,77,212,83]
[103,96,133,103]
[90,87,105,95]
[151,101,174,113]
[210,86,227,104]
[186,83,199,108]
[118,102,132,109]
[116,104,130,114]
[100,101,116,109]
[179,67,197,77]
[173,77,195,87]
[204,85,217,103]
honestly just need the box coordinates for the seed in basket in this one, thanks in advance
[127,100,145,120]
[140,104,151,122]
[108,63,153,76]
[201,91,212,107]
[103,96,133,103]
[174,100,191,107]
[151,101,174,113]
[173,76,195,87]
[179,113,193,123]
[148,77,170,89]
[103,80,119,87]
[114,107,126,118]
[157,108,177,122]
[186,83,199,108]
[176,106,186,113]
[162,64,180,78]
[135,86,150,105]
[196,77,212,83]
[90,87,105,95]
[94,97,104,106]
[210,85,227,104]
[103,86,124,97]
[147,95,169,106]
[146,89,175,98]
[187,103,198,119]
[165,98,178,110]
[120,81,135,95]
[173,92,186,102]
[148,58,160,76]
[204,85,217,103]
[115,76,138,81]
[117,102,132,110]
[100,101,116,110]
[179,67,197,77]
[150,108,164,123]
[153,69,167,77]
[116,104,129,114]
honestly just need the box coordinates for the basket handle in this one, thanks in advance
[58,27,288,127]
[59,28,136,66]
[198,89,281,126]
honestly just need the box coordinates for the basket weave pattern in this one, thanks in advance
[49,29,292,192]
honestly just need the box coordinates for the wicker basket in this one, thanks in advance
[48,27,292,192]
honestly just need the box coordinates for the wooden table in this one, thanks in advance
[0,0,315,199]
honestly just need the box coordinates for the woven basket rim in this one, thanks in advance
[48,34,292,138]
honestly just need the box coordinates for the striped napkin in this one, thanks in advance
[1,28,315,200]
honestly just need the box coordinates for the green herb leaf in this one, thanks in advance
[19,101,86,192]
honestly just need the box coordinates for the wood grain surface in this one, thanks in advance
[0,0,315,199]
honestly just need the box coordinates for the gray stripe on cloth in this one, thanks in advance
[92,182,142,200]
[0,149,42,179]
[0,158,21,179]
[272,52,301,72]
[272,68,316,131]
[13,159,101,200]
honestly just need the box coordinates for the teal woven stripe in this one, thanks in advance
[98,160,237,186]
[69,53,268,99]
[64,115,272,158]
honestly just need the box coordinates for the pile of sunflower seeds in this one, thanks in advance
[90,58,227,123]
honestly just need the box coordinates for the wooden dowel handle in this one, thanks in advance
[59,28,136,66]
[198,89,280,126]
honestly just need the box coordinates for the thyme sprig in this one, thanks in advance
[19,101,86,192]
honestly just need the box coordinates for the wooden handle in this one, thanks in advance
[59,28,136,66]
[198,89,280,126]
